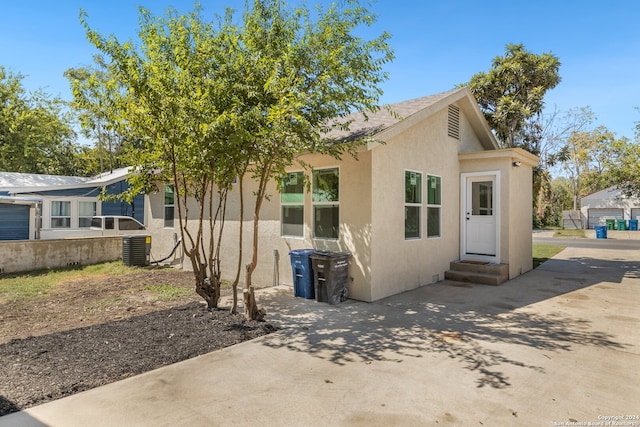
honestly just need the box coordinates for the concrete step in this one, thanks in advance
[444,261,509,286]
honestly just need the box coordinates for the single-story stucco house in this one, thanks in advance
[581,186,640,229]
[0,167,144,240]
[146,87,539,302]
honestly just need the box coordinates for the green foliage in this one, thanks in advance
[466,44,561,148]
[0,66,80,174]
[607,134,640,198]
[77,1,392,315]
[77,4,271,309]
[558,125,631,207]
[233,0,393,294]
[65,60,137,176]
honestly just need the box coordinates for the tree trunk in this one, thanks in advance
[231,174,245,315]
[243,285,265,321]
[243,172,268,320]
[195,275,220,310]
[243,264,264,320]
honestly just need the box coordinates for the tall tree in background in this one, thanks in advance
[466,43,561,148]
[528,107,594,224]
[65,58,131,176]
[0,66,79,175]
[604,120,640,198]
[560,126,624,209]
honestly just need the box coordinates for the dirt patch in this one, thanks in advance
[0,267,276,417]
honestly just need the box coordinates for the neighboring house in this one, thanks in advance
[0,167,144,240]
[580,186,640,229]
[147,87,539,302]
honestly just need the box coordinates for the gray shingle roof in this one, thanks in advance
[327,89,460,142]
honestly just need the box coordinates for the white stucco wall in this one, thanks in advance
[143,97,535,302]
[367,103,486,301]
[145,152,373,301]
[459,148,537,279]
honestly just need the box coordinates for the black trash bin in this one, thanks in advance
[289,249,316,299]
[310,251,351,305]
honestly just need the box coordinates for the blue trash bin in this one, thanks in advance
[595,225,607,239]
[289,249,316,299]
[629,219,638,231]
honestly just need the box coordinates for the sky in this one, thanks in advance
[1,0,639,140]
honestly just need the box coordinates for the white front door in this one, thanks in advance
[462,173,499,261]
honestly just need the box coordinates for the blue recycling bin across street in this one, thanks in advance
[289,249,316,299]
[629,219,638,231]
[595,225,607,239]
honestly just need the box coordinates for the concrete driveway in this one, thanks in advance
[3,243,639,426]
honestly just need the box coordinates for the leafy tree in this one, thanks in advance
[560,126,623,209]
[465,43,561,148]
[234,0,393,319]
[79,6,247,311]
[79,0,392,320]
[526,107,595,223]
[0,66,79,175]
[65,59,132,175]
[606,131,640,198]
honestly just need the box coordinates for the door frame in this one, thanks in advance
[460,171,500,263]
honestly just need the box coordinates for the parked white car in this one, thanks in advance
[39,216,146,239]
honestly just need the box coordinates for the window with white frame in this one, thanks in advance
[164,184,175,228]
[312,168,339,239]
[405,170,422,239]
[427,175,441,238]
[281,171,304,237]
[51,201,71,228]
[78,201,97,228]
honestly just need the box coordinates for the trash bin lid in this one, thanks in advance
[289,249,316,256]
[310,250,351,259]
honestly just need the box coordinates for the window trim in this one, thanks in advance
[280,171,305,238]
[50,200,71,229]
[164,184,175,229]
[426,174,442,239]
[404,169,423,240]
[312,167,340,240]
[78,200,97,228]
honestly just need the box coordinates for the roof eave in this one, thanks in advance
[358,87,499,151]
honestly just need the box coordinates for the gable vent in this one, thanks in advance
[447,104,460,140]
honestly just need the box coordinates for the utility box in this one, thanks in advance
[310,251,351,305]
[122,235,151,266]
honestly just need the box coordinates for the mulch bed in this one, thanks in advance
[0,302,277,416]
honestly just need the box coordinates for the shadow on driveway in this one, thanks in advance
[258,255,635,389]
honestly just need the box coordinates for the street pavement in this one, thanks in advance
[2,232,639,426]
